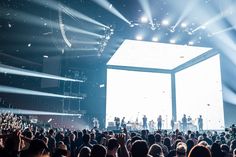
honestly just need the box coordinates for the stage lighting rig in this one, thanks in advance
[129,18,162,31]
[181,22,188,28]
[140,16,149,23]
[97,26,114,54]
[129,21,140,28]
[169,26,175,33]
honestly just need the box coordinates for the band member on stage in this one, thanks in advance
[182,114,187,132]
[171,117,175,131]
[187,116,192,123]
[149,120,155,132]
[121,117,126,128]
[92,117,99,129]
[143,115,147,129]
[157,115,162,130]
[198,115,203,131]
[114,117,120,130]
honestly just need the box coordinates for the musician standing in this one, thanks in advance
[171,117,175,131]
[114,117,120,130]
[143,115,147,129]
[157,115,162,130]
[182,114,187,132]
[121,117,126,128]
[198,115,203,131]
[92,117,99,129]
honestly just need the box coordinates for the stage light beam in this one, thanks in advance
[0,8,103,38]
[211,26,236,36]
[187,1,236,66]
[69,47,99,51]
[0,108,82,116]
[91,0,130,25]
[0,85,83,99]
[65,25,103,38]
[0,53,42,67]
[138,0,154,27]
[172,0,198,30]
[0,63,84,82]
[192,5,236,33]
[30,0,108,29]
[71,41,100,45]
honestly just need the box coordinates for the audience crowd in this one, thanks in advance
[0,113,236,157]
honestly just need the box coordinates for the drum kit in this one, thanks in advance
[126,121,142,130]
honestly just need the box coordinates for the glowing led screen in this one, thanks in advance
[106,69,172,129]
[176,54,224,130]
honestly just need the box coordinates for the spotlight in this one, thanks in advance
[162,19,169,26]
[188,41,194,45]
[99,84,105,88]
[43,55,48,58]
[140,16,148,23]
[170,27,175,33]
[91,0,130,24]
[136,35,143,40]
[129,23,135,27]
[181,22,188,28]
[152,37,159,42]
[48,118,52,123]
[201,25,206,29]
[187,31,193,35]
[97,53,102,57]
[151,25,156,30]
[170,39,176,44]
[103,42,107,46]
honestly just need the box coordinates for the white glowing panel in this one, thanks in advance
[106,69,172,129]
[107,40,212,70]
[176,54,224,130]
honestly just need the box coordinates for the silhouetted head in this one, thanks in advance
[131,140,149,157]
[90,144,107,157]
[188,145,211,157]
[83,134,91,144]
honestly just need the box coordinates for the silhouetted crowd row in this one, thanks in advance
[0,113,236,157]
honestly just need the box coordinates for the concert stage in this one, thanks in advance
[106,40,225,130]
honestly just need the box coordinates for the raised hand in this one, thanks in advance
[116,133,129,157]
[116,133,126,146]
